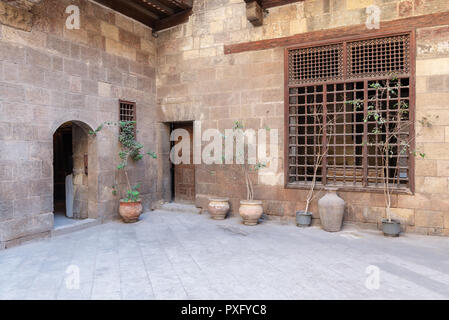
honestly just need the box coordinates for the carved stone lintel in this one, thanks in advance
[0,1,35,32]
[246,1,264,27]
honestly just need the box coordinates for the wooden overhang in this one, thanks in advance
[93,0,193,32]
[244,0,303,9]
[224,11,449,54]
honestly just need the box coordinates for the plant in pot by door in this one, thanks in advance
[119,183,142,223]
[230,121,266,226]
[89,121,157,223]
[208,197,230,220]
[239,162,265,226]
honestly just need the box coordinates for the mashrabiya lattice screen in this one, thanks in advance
[287,34,412,191]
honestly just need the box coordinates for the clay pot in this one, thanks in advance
[239,200,263,226]
[119,200,143,223]
[208,197,230,220]
[318,189,345,232]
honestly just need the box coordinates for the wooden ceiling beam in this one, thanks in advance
[138,0,175,16]
[244,0,302,9]
[224,11,449,55]
[94,0,160,27]
[262,0,303,9]
[166,0,193,10]
[153,8,192,31]
[118,0,161,19]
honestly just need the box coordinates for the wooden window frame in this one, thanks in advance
[284,31,416,195]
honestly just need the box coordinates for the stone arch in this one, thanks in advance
[52,120,99,220]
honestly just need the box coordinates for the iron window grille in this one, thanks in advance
[285,33,414,192]
[119,100,137,136]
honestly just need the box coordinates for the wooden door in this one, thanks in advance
[173,122,195,203]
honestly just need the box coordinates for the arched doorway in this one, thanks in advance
[53,121,97,227]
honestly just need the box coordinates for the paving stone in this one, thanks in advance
[0,210,449,299]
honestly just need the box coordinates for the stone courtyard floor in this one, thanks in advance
[1,209,449,300]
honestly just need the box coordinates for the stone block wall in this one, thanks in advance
[156,0,449,235]
[0,0,159,247]
[72,123,88,219]
[1,0,449,246]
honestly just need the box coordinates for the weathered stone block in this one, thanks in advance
[0,141,29,161]
[0,82,25,103]
[390,208,415,226]
[417,58,449,76]
[0,212,53,242]
[415,209,444,228]
[47,35,71,56]
[0,200,13,222]
[25,47,51,70]
[101,21,119,41]
[63,58,88,78]
[0,1,33,32]
[0,41,26,64]
[25,87,51,105]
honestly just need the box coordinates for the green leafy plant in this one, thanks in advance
[302,105,339,213]
[231,121,266,201]
[90,120,157,202]
[88,124,103,136]
[125,183,141,202]
[346,77,431,222]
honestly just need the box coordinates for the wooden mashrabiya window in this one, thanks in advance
[285,33,415,193]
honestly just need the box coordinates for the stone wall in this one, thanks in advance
[72,122,88,219]
[156,0,449,235]
[1,0,449,247]
[0,0,159,247]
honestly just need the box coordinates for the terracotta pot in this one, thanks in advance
[208,197,230,220]
[119,200,143,223]
[239,200,263,226]
[318,189,345,232]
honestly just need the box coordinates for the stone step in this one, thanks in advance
[51,218,101,237]
[159,202,202,214]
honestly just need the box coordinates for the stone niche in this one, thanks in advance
[0,0,42,32]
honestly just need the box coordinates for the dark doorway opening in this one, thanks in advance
[170,121,195,204]
[53,122,73,216]
[53,121,91,228]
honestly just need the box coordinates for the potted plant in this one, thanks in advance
[208,197,230,220]
[90,121,157,223]
[239,163,265,226]
[347,77,430,237]
[228,121,266,226]
[296,106,341,229]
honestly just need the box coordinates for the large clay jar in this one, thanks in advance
[318,189,345,232]
[239,200,263,226]
[208,197,230,220]
[119,200,143,223]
